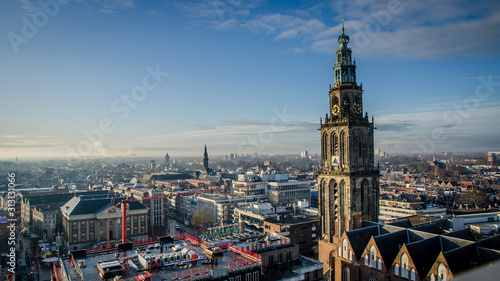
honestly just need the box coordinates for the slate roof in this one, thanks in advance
[61,196,147,216]
[375,230,410,267]
[444,244,481,275]
[341,214,500,280]
[442,228,476,241]
[477,247,500,264]
[475,235,500,251]
[345,225,380,259]
[406,236,442,277]
[24,191,110,206]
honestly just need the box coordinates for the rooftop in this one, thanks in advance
[62,235,261,281]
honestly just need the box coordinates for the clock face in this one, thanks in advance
[355,104,362,115]
[332,105,340,115]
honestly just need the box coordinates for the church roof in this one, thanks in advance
[406,236,442,277]
[442,228,476,241]
[375,230,411,267]
[444,244,481,275]
[346,225,380,259]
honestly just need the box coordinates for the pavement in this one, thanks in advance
[16,233,53,281]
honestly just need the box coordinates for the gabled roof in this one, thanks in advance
[440,236,474,252]
[345,225,380,259]
[380,224,406,234]
[406,236,442,278]
[411,222,444,234]
[375,229,410,268]
[476,235,500,250]
[442,228,476,241]
[387,219,412,228]
[444,244,481,275]
[477,247,500,264]
[407,229,439,242]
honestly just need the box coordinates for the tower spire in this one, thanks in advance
[203,144,209,173]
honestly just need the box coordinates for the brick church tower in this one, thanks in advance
[317,23,380,276]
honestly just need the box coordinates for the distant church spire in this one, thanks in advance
[203,145,209,173]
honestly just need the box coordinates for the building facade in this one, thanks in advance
[61,195,149,249]
[264,216,319,256]
[317,26,380,273]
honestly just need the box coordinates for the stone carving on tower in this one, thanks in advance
[318,23,379,253]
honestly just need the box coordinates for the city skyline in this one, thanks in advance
[1,0,499,160]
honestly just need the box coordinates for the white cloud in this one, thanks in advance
[175,0,500,59]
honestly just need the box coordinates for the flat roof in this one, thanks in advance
[265,216,318,225]
[63,239,260,281]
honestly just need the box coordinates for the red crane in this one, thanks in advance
[105,186,234,247]
[106,192,140,247]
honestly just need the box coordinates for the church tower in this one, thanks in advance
[318,24,380,272]
[203,145,209,173]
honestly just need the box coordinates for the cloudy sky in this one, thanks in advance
[0,0,499,160]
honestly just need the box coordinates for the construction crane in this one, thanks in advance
[105,187,230,247]
[106,192,133,247]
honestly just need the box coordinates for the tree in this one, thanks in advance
[459,190,488,208]
[190,207,215,231]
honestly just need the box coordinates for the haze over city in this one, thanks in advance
[1,0,499,159]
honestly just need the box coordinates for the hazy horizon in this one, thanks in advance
[1,0,499,160]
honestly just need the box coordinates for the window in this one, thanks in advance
[338,247,341,257]
[368,274,377,281]
[342,265,350,281]
[437,263,447,281]
[401,253,409,278]
[370,246,376,268]
[394,264,399,276]
[342,239,348,258]
[349,250,352,261]
[364,255,368,265]
[430,274,435,281]
[410,268,416,281]
[377,258,382,270]
[253,271,259,281]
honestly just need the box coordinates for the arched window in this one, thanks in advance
[322,133,328,160]
[342,97,350,115]
[349,250,353,261]
[401,253,409,278]
[368,274,377,281]
[342,239,348,259]
[331,133,338,156]
[369,245,376,268]
[430,274,435,281]
[437,263,447,281]
[337,247,341,257]
[394,263,399,276]
[377,258,382,270]
[340,131,346,166]
[342,265,350,281]
[410,268,416,281]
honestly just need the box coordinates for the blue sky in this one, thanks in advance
[0,0,499,160]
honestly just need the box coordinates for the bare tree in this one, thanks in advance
[190,207,215,231]
[459,190,488,208]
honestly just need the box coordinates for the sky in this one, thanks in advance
[0,0,499,160]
